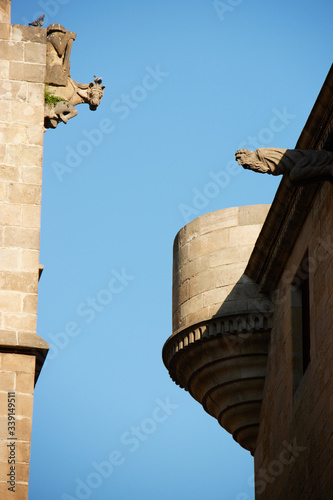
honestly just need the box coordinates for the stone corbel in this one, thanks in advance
[235,148,333,183]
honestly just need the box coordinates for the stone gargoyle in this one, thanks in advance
[44,101,78,129]
[44,23,105,129]
[235,148,333,184]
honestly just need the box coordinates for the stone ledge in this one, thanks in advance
[0,329,48,350]
[0,330,49,384]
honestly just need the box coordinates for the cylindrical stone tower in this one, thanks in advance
[163,205,273,453]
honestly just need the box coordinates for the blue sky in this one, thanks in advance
[10,1,333,499]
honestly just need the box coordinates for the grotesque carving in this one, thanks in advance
[46,24,76,86]
[44,101,78,129]
[47,78,105,111]
[44,24,105,129]
[235,148,333,183]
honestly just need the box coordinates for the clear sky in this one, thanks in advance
[10,1,333,499]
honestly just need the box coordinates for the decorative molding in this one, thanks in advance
[163,311,273,454]
[163,312,272,370]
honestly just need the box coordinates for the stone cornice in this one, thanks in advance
[0,329,49,384]
[246,64,333,292]
[163,312,272,454]
[163,311,273,383]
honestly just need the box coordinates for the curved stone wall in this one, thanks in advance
[164,205,273,454]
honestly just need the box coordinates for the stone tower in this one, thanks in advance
[0,1,49,498]
[0,2,105,497]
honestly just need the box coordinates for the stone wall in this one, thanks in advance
[0,3,48,498]
[254,181,333,498]
[0,353,35,499]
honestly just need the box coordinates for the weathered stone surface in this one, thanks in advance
[0,39,24,61]
[15,373,34,393]
[0,164,20,182]
[4,227,40,250]
[11,101,43,125]
[236,147,333,183]
[9,61,45,83]
[215,262,246,288]
[27,82,44,105]
[0,59,9,78]
[238,204,270,226]
[44,101,78,129]
[17,331,49,349]
[0,123,27,144]
[0,80,27,101]
[21,166,42,184]
[26,124,43,145]
[0,330,17,346]
[0,439,31,462]
[0,22,10,39]
[0,462,29,483]
[22,204,41,227]
[44,23,105,128]
[3,312,37,332]
[20,249,39,270]
[11,25,46,44]
[0,483,29,499]
[0,99,11,121]
[172,206,269,333]
[0,371,14,390]
[199,206,238,235]
[0,352,35,373]
[0,271,38,293]
[6,183,41,205]
[228,224,264,247]
[6,144,43,167]
[0,1,10,24]
[0,203,22,225]
[22,294,37,314]
[46,24,76,86]
[0,290,21,311]
[24,42,46,64]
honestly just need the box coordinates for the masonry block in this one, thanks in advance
[9,61,45,83]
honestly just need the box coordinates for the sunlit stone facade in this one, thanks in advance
[163,65,333,498]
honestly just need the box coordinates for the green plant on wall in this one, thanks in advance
[44,84,65,105]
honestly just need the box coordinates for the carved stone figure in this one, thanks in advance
[46,24,76,86]
[47,78,105,111]
[235,148,333,183]
[44,101,78,129]
[44,23,105,129]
